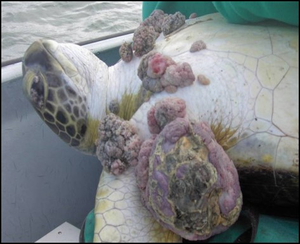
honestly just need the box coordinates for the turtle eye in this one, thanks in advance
[80,123,87,137]
[30,75,45,110]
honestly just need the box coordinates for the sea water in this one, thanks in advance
[1,1,142,62]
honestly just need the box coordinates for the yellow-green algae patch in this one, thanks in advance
[210,121,238,151]
[108,88,152,121]
[79,115,100,154]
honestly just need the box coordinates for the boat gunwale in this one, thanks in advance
[1,29,135,67]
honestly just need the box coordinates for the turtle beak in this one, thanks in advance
[22,39,61,76]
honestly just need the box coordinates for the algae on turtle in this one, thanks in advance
[22,10,298,242]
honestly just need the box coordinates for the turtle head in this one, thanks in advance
[22,39,99,154]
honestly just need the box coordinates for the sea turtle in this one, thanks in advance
[22,12,298,242]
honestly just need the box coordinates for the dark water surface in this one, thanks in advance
[1,1,142,62]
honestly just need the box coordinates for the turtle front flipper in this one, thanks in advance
[22,39,108,154]
[94,167,181,242]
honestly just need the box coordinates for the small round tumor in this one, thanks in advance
[146,97,187,134]
[190,40,206,53]
[189,13,197,19]
[109,99,120,114]
[197,74,210,85]
[119,42,133,62]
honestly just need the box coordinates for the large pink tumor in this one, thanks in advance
[137,51,195,93]
[147,53,175,78]
[135,98,243,241]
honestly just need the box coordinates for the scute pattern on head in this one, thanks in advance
[43,83,88,147]
[25,70,88,148]
[22,39,110,154]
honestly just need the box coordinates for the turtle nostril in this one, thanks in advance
[80,124,87,136]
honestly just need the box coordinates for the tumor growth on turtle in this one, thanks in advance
[190,40,207,53]
[131,10,188,58]
[119,42,133,62]
[135,98,243,240]
[137,51,195,93]
[162,11,186,35]
[21,7,298,242]
[96,113,141,175]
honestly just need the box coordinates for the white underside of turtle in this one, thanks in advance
[22,12,298,242]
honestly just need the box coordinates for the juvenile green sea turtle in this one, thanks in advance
[22,12,298,242]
